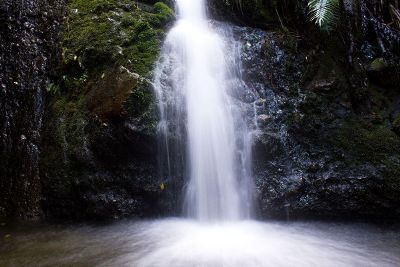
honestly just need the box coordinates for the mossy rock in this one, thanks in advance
[85,66,140,121]
[51,95,89,159]
[40,0,172,218]
[369,58,386,71]
[332,119,400,192]
[46,0,172,139]
[306,54,345,93]
[151,2,175,27]
[47,0,174,124]
[63,0,174,78]
[333,119,400,163]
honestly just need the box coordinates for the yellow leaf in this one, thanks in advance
[160,183,165,191]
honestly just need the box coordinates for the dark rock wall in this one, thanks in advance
[216,0,400,221]
[0,0,65,219]
[0,0,398,222]
[207,0,306,29]
[251,32,400,221]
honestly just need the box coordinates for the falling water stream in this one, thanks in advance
[1,1,400,266]
[155,0,254,221]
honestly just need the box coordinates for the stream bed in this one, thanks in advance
[1,219,399,267]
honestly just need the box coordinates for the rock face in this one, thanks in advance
[223,5,400,221]
[39,0,177,220]
[367,58,400,88]
[1,0,399,222]
[207,0,304,29]
[86,66,140,121]
[208,0,268,27]
[0,0,65,219]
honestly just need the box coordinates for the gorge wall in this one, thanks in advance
[217,0,400,220]
[0,0,399,221]
[0,0,65,219]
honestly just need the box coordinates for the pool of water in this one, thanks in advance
[1,219,399,267]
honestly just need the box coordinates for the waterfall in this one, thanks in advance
[155,0,255,221]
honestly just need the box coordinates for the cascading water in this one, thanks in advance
[2,2,400,267]
[134,1,400,266]
[155,0,255,221]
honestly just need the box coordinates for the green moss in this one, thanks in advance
[52,95,89,156]
[370,58,386,71]
[49,0,174,131]
[150,2,175,27]
[61,73,88,94]
[46,82,61,95]
[40,94,93,201]
[332,119,400,188]
[43,0,170,150]
[41,0,169,208]
[333,120,400,163]
[125,79,153,117]
[63,0,173,79]
[120,12,136,27]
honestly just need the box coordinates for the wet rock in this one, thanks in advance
[208,0,278,27]
[0,0,65,219]
[84,190,148,220]
[1,0,399,223]
[367,58,400,88]
[308,79,336,92]
[232,22,400,221]
[393,114,400,135]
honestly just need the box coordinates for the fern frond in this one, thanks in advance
[308,0,339,29]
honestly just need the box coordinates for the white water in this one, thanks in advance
[3,220,400,267]
[150,1,400,266]
[155,0,254,220]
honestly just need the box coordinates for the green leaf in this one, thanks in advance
[307,0,339,30]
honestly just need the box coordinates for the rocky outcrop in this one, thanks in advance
[1,0,398,223]
[229,12,400,221]
[39,0,177,220]
[0,0,65,219]
[42,0,398,221]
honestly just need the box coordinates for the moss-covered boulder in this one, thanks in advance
[63,0,173,76]
[40,0,177,220]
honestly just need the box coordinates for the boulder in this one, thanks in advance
[86,66,140,121]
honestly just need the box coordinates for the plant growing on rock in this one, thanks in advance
[307,0,339,30]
